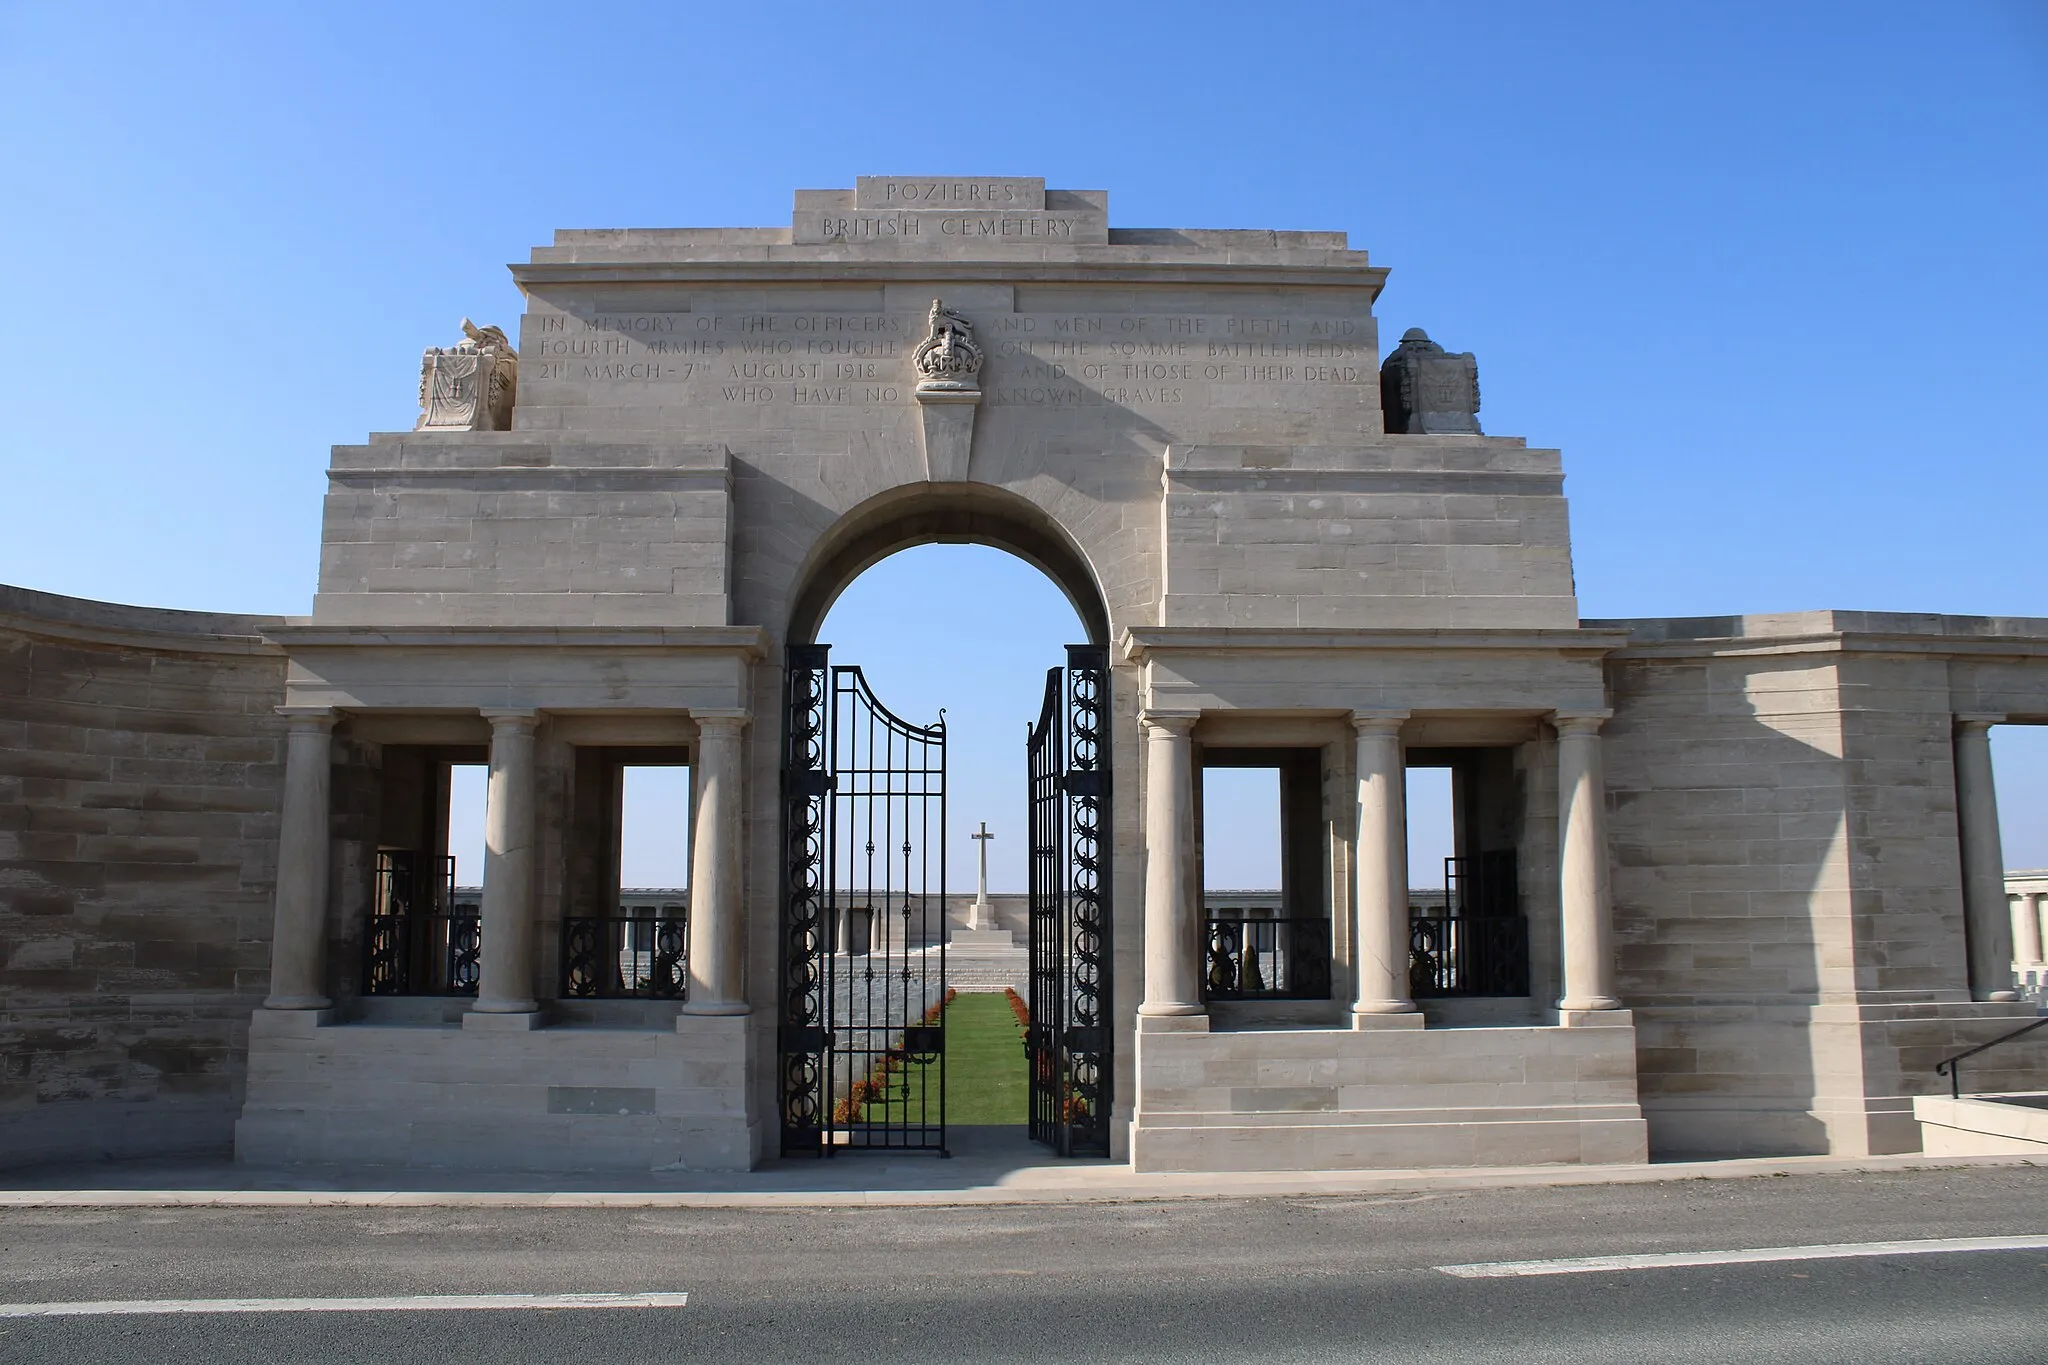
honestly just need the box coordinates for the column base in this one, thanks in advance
[675,1011,752,1038]
[261,995,333,1011]
[1558,1006,1633,1028]
[1981,990,2023,1003]
[679,1001,752,1017]
[1138,1001,1205,1018]
[463,1009,547,1032]
[250,1006,339,1037]
[1559,995,1622,1013]
[1137,1012,1210,1034]
[1349,1010,1425,1031]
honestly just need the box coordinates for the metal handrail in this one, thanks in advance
[1935,1015,2048,1098]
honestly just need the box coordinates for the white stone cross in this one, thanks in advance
[970,821,995,931]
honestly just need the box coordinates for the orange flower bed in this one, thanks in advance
[832,987,957,1124]
[1008,986,1091,1123]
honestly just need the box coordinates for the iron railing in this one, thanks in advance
[363,853,479,996]
[1408,851,1530,998]
[1409,914,1530,998]
[1935,1015,2048,1098]
[1446,850,1519,918]
[1204,915,1333,1001]
[561,909,690,999]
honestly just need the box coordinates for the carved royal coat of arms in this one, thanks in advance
[912,299,984,393]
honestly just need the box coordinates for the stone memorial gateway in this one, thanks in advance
[4,177,2047,1174]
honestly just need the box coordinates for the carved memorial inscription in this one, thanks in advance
[856,177,1046,209]
[519,309,1370,412]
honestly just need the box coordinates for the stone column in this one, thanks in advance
[2037,894,2048,981]
[1138,712,1203,1017]
[2011,892,2045,972]
[1555,712,1622,1016]
[1954,716,2019,1002]
[472,710,541,1016]
[1350,712,1418,1023]
[264,708,337,1010]
[683,711,750,1015]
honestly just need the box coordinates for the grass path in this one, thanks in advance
[941,992,1028,1125]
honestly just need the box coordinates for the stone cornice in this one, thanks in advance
[511,256,1388,293]
[1588,610,2048,653]
[1164,469,1564,495]
[1600,630,2048,662]
[266,625,769,659]
[325,467,732,489]
[1118,626,1631,663]
[0,589,291,658]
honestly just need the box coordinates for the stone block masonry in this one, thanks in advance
[1130,1017,1647,1172]
[0,586,289,1168]
[313,435,733,628]
[1596,612,2048,1157]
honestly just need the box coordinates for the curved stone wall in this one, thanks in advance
[0,584,290,1168]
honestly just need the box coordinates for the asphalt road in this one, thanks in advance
[1,1166,2044,1363]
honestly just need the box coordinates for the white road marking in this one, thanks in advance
[1437,1233,2048,1278]
[0,1291,688,1318]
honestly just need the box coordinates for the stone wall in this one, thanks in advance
[1160,441,1579,630]
[1130,1018,1646,1172]
[237,1011,756,1172]
[312,434,732,627]
[0,586,288,1168]
[1598,612,2048,1158]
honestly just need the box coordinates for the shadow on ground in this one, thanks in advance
[0,1124,1104,1195]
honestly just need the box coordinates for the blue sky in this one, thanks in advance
[4,2,2042,877]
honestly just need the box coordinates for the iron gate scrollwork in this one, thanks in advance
[1026,644,1113,1157]
[780,645,949,1156]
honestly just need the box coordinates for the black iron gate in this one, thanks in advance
[780,645,949,1156]
[1026,644,1113,1157]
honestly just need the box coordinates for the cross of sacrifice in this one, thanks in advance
[970,821,996,931]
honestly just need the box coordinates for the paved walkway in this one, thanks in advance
[0,1126,2037,1208]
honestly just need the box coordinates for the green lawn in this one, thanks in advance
[940,991,1029,1125]
[848,991,1029,1127]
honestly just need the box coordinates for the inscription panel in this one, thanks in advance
[793,209,1108,245]
[519,307,1372,415]
[856,176,1045,210]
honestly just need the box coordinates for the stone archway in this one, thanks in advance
[775,485,1117,1158]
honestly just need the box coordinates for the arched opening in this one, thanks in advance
[777,487,1114,1161]
[787,482,1111,648]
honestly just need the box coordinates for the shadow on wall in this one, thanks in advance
[1606,655,1853,1159]
[0,586,290,1170]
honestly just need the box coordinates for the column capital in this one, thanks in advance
[276,706,337,733]
[1955,713,2006,733]
[691,709,751,734]
[480,709,541,733]
[1350,709,1409,737]
[1139,710,1198,736]
[1551,710,1613,737]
